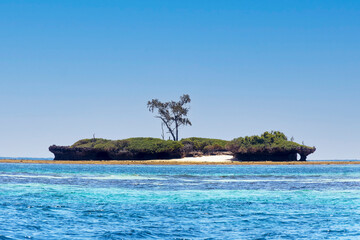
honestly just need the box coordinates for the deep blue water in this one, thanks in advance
[0,163,360,239]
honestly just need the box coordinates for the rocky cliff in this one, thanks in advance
[233,147,316,161]
[49,145,182,161]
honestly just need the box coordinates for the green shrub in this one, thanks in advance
[226,131,314,154]
[180,137,229,151]
[71,137,230,157]
[124,138,183,153]
[71,137,183,154]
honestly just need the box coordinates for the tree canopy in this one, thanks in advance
[147,94,192,141]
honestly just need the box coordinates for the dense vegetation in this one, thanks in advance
[69,137,228,158]
[72,137,183,154]
[226,131,315,154]
[50,131,315,161]
[180,137,229,154]
[70,131,314,156]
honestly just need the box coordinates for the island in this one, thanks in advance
[226,131,316,161]
[49,131,316,161]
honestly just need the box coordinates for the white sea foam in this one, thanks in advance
[333,179,360,182]
[203,179,298,182]
[202,178,360,183]
[0,173,165,181]
[81,175,165,181]
[0,174,70,179]
[298,179,360,183]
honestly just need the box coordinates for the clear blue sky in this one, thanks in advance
[0,0,359,159]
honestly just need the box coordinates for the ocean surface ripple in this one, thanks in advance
[0,163,360,239]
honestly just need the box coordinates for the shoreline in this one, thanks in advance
[0,159,359,165]
[0,154,358,165]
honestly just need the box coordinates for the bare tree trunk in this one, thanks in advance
[175,122,179,141]
[161,123,165,140]
[171,132,176,141]
[160,118,176,141]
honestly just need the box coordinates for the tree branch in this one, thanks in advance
[157,116,176,141]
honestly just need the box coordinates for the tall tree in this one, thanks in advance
[147,94,192,141]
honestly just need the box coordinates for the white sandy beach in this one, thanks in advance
[167,154,235,162]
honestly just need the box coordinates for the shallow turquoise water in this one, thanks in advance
[0,164,360,239]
